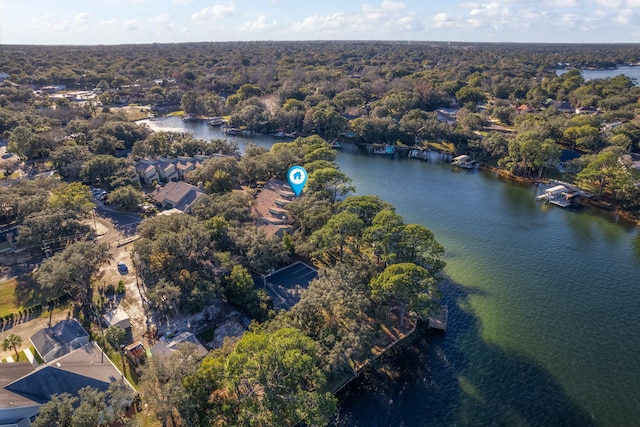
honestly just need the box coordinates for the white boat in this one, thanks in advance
[451,154,475,168]
[373,145,395,155]
[208,117,226,126]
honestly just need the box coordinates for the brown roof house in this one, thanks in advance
[151,181,205,211]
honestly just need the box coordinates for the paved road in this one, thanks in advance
[94,200,143,244]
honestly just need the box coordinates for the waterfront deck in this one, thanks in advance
[428,305,448,332]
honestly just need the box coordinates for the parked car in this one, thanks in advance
[117,262,128,273]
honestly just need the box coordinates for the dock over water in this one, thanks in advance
[428,305,448,332]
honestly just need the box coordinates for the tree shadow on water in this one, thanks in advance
[332,279,595,427]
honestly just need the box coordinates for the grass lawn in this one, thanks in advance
[0,278,17,317]
[0,275,60,317]
[166,110,185,117]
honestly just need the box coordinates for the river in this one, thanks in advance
[556,65,640,83]
[145,117,640,426]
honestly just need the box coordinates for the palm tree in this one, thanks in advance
[3,333,22,361]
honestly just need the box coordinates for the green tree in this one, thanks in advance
[71,387,109,427]
[48,182,94,215]
[106,185,142,210]
[2,333,22,361]
[138,343,204,426]
[50,144,90,179]
[35,241,112,313]
[311,211,364,262]
[31,393,77,427]
[7,125,50,160]
[369,262,440,328]
[364,208,404,266]
[104,325,126,350]
[80,155,132,190]
[286,263,376,374]
[576,150,625,197]
[197,327,337,427]
[455,86,487,106]
[306,167,354,202]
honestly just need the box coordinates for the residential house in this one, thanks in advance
[436,108,459,125]
[29,319,89,363]
[175,157,198,180]
[151,181,205,211]
[124,342,146,367]
[102,307,131,330]
[150,331,208,358]
[554,100,576,114]
[135,160,160,185]
[155,159,179,182]
[576,106,600,115]
[516,104,536,114]
[0,73,10,81]
[134,155,216,185]
[1,341,135,427]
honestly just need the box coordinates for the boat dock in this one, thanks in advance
[536,182,591,207]
[428,305,448,332]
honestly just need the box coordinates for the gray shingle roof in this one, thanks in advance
[29,319,89,362]
[6,342,132,405]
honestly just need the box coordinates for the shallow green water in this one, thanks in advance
[149,118,640,426]
[334,146,640,426]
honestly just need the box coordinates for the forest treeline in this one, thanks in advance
[1,41,640,213]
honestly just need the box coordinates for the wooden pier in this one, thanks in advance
[428,305,448,332]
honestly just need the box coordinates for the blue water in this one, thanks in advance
[556,65,640,84]
[147,117,640,426]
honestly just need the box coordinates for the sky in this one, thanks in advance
[1,0,639,45]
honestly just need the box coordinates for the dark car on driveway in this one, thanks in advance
[117,262,128,273]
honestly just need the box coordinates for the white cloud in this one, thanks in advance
[544,0,579,6]
[75,13,91,24]
[290,1,418,36]
[192,5,235,24]
[124,19,140,31]
[614,9,633,24]
[241,15,277,31]
[291,13,348,33]
[594,0,623,7]
[148,14,170,24]
[52,21,73,32]
[382,0,406,10]
[433,13,453,28]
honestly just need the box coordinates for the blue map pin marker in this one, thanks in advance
[287,165,307,196]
